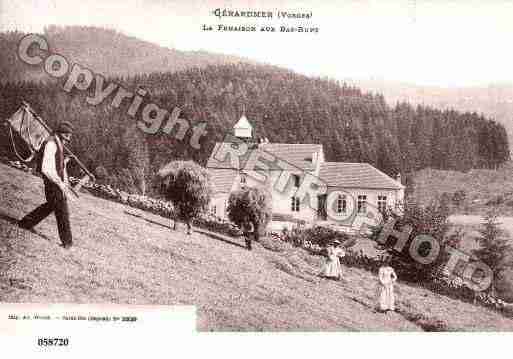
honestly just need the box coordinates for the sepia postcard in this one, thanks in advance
[1,0,513,356]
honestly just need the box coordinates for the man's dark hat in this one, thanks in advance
[56,121,73,134]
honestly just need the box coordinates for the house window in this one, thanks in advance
[240,174,246,184]
[291,196,300,212]
[210,205,217,216]
[336,194,347,214]
[292,174,300,187]
[378,195,387,213]
[357,195,367,214]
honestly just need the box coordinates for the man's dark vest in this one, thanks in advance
[38,135,65,181]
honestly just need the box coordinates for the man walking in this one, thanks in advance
[18,121,74,248]
[242,220,255,251]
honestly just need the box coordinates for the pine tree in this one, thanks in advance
[122,124,150,195]
[474,208,513,294]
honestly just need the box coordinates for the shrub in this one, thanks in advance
[111,168,140,194]
[195,214,242,237]
[404,172,415,199]
[495,267,513,303]
[486,195,505,206]
[452,190,466,207]
[94,165,109,183]
[440,192,452,209]
[227,186,272,241]
[369,198,451,282]
[340,249,389,273]
[444,227,464,250]
[280,225,350,249]
[259,236,292,252]
[505,198,513,208]
[159,160,212,234]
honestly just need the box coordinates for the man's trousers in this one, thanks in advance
[19,179,72,247]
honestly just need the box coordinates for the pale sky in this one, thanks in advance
[1,0,513,87]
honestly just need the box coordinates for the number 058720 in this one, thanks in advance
[37,338,69,346]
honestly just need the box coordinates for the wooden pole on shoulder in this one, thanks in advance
[21,101,96,181]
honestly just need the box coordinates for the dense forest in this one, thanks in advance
[0,62,509,196]
[349,78,513,153]
[0,27,509,196]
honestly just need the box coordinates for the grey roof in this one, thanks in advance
[259,143,322,171]
[207,143,404,195]
[319,162,404,190]
[206,142,322,172]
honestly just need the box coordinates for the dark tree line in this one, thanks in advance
[0,63,510,196]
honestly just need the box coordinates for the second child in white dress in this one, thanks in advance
[378,265,397,312]
[320,240,346,281]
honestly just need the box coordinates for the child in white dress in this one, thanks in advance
[378,265,397,312]
[320,240,345,280]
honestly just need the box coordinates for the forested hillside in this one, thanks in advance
[1,63,509,196]
[349,78,513,152]
[0,26,248,83]
[0,27,509,196]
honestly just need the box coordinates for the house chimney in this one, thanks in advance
[396,172,402,184]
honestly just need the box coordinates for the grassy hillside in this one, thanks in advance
[411,161,513,216]
[1,162,513,331]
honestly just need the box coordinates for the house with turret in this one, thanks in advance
[206,116,404,232]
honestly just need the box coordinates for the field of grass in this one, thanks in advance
[411,161,513,216]
[1,162,513,331]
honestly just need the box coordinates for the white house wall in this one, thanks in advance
[210,193,230,219]
[240,169,319,222]
[325,187,403,210]
[323,187,404,230]
[209,168,404,230]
